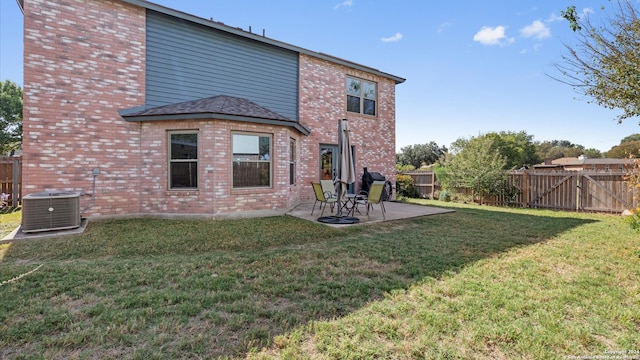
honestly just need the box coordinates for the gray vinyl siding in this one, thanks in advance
[146,11,299,120]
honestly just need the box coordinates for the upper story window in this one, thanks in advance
[169,131,198,189]
[232,133,272,188]
[289,138,296,185]
[346,77,377,116]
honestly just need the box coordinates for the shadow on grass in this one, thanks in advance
[0,206,596,358]
[0,206,20,215]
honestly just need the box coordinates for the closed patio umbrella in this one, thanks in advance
[337,118,356,204]
[318,119,359,224]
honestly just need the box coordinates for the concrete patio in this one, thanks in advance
[286,200,454,228]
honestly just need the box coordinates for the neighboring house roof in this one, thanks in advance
[549,157,580,165]
[119,95,311,135]
[535,157,631,168]
[581,158,630,165]
[120,0,405,84]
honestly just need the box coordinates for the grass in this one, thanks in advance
[0,200,638,359]
[0,206,21,239]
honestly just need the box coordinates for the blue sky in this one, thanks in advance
[2,0,639,153]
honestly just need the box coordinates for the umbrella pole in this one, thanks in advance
[336,119,344,217]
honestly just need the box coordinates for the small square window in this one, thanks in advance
[346,77,376,116]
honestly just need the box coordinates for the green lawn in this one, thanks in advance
[0,201,638,359]
[0,207,20,239]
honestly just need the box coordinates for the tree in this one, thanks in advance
[620,134,640,143]
[606,140,640,158]
[396,142,447,169]
[583,148,604,158]
[535,139,601,160]
[556,1,640,124]
[451,131,540,169]
[442,136,508,203]
[485,131,541,169]
[0,80,23,154]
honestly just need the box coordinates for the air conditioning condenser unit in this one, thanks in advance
[22,191,81,233]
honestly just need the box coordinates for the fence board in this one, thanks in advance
[0,156,22,207]
[401,170,437,199]
[400,169,638,213]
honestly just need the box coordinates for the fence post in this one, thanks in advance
[430,171,435,199]
[576,173,581,211]
[522,171,530,208]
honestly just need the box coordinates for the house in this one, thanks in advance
[18,0,404,218]
[534,156,632,171]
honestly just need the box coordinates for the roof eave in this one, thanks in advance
[121,0,405,84]
[120,111,311,136]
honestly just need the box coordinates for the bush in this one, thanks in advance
[438,190,452,202]
[396,174,420,198]
[623,154,640,232]
[623,211,640,232]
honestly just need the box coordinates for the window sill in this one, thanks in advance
[166,189,199,196]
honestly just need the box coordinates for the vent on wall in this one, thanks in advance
[22,191,81,233]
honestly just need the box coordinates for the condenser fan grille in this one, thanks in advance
[22,191,81,233]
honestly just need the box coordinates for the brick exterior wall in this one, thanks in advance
[297,54,397,199]
[22,0,146,216]
[137,120,302,215]
[21,0,398,218]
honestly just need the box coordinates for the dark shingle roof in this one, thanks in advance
[119,95,310,135]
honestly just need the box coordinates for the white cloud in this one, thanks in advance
[334,0,352,10]
[520,20,551,40]
[381,32,403,43]
[473,26,512,46]
[581,7,594,17]
[546,12,564,23]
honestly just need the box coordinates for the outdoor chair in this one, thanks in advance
[320,179,338,212]
[361,180,387,220]
[311,182,338,216]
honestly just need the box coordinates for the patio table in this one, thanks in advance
[341,193,365,217]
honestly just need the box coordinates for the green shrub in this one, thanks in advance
[438,190,452,202]
[396,174,420,198]
[623,211,640,232]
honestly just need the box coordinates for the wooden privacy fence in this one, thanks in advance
[0,156,22,207]
[401,170,437,199]
[400,170,639,213]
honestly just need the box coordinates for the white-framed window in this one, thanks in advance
[232,132,272,188]
[289,138,296,185]
[168,131,198,189]
[346,76,377,116]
